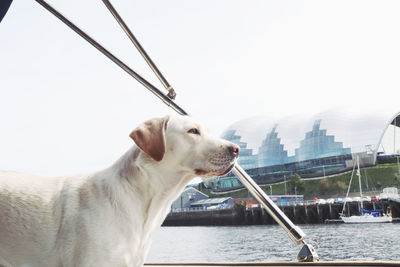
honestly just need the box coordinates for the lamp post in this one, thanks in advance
[284,176,287,195]
[397,156,400,175]
[269,185,272,197]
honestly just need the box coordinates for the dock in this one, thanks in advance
[163,200,400,226]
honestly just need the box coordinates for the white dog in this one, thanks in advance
[0,114,239,267]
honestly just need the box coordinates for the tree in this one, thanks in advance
[319,179,330,193]
[394,173,400,186]
[334,181,348,192]
[287,173,304,194]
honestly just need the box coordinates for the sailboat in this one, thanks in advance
[340,156,392,223]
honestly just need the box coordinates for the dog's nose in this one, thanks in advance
[229,144,240,158]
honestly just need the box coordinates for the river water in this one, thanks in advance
[147,224,400,262]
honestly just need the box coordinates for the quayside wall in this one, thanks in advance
[163,200,399,226]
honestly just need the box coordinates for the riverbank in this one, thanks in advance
[198,163,400,200]
[163,199,399,226]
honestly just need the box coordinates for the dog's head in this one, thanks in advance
[130,114,239,178]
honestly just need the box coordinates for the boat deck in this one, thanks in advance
[145,261,400,267]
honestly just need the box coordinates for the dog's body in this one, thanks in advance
[0,115,239,267]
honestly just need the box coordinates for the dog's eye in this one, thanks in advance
[187,128,201,135]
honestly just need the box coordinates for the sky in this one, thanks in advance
[1,0,400,176]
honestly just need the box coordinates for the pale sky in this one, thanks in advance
[1,0,400,176]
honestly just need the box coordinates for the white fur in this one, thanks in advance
[0,114,239,267]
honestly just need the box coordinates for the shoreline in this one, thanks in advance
[163,200,399,226]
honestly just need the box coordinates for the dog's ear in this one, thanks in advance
[129,116,169,162]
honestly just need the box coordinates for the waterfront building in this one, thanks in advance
[209,107,400,192]
[221,130,258,170]
[171,187,209,212]
[215,130,258,190]
[294,120,351,162]
[190,197,234,210]
[238,195,304,208]
[258,125,289,167]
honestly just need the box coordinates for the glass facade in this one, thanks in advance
[294,120,351,162]
[258,125,288,167]
[210,111,400,192]
[221,130,258,170]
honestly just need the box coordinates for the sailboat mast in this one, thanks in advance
[357,156,364,210]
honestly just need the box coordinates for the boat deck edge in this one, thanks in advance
[145,261,400,266]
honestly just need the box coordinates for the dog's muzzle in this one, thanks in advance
[195,144,240,177]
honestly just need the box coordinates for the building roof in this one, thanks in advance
[182,187,209,198]
[222,107,400,161]
[190,197,232,206]
[208,107,400,192]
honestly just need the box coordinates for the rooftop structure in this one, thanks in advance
[190,197,234,210]
[171,187,209,212]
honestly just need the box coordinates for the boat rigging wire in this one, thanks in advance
[33,0,318,261]
[341,159,357,216]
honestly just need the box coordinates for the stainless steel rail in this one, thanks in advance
[34,0,318,261]
[232,165,305,244]
[34,0,185,115]
[101,0,176,100]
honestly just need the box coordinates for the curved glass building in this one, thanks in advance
[209,107,400,192]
